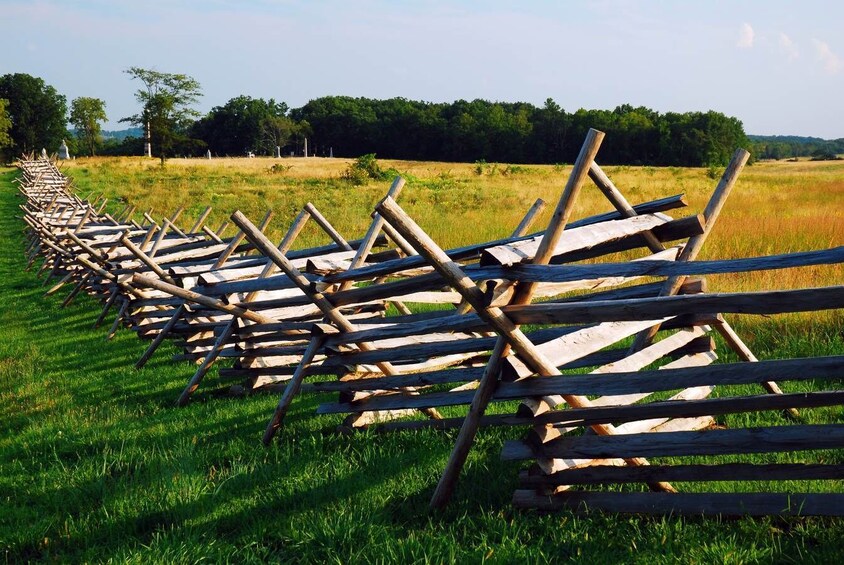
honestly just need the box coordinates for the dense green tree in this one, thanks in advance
[528,98,569,163]
[191,95,289,155]
[259,115,299,155]
[106,88,755,166]
[0,73,68,155]
[610,105,659,164]
[291,95,749,166]
[122,67,202,163]
[0,98,12,154]
[99,135,145,157]
[749,135,844,160]
[292,96,380,157]
[69,97,107,156]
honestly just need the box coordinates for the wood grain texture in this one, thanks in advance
[502,423,844,460]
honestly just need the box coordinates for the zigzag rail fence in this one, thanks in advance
[13,129,844,516]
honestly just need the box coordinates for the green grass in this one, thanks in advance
[2,166,844,563]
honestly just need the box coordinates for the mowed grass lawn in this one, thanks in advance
[1,157,843,562]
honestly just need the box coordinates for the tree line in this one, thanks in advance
[0,70,790,167]
[291,97,750,166]
[748,135,844,161]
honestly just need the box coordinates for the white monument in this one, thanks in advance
[58,140,70,160]
[206,149,212,159]
[40,148,47,159]
[144,121,152,158]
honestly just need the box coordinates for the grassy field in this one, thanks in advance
[58,155,844,286]
[1,157,843,562]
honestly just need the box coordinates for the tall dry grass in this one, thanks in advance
[60,155,843,297]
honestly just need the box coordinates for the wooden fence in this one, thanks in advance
[13,129,844,516]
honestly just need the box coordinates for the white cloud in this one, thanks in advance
[737,23,754,48]
[813,39,842,74]
[779,33,799,61]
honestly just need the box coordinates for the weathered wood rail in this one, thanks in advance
[14,131,844,517]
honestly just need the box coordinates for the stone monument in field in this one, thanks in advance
[58,140,70,160]
[144,122,152,158]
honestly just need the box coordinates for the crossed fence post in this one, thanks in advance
[371,129,680,508]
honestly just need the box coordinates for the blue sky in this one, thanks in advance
[3,0,843,137]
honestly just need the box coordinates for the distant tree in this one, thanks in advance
[69,97,107,156]
[192,96,289,155]
[0,73,68,155]
[259,115,298,155]
[749,135,844,160]
[528,98,569,163]
[121,67,202,164]
[99,135,145,157]
[292,96,379,157]
[0,98,12,153]
[809,147,840,161]
[291,95,750,166]
[291,119,312,156]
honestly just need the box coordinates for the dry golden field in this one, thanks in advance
[59,155,843,299]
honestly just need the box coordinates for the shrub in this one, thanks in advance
[341,153,397,185]
[501,164,531,176]
[268,163,292,175]
[706,164,723,179]
[474,160,500,176]
[809,151,841,161]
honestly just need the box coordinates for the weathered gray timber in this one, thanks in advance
[15,131,844,519]
[498,286,844,325]
[502,424,844,460]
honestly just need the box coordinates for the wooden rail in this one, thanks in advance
[14,132,844,517]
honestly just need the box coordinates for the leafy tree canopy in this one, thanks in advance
[748,134,844,160]
[291,96,750,166]
[121,67,202,163]
[0,73,68,156]
[69,97,107,157]
[0,98,12,152]
[190,95,294,156]
[106,86,754,167]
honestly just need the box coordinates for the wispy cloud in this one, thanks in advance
[737,23,754,48]
[779,33,799,61]
[813,39,842,74]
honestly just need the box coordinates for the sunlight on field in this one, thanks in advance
[59,155,843,294]
[3,157,843,562]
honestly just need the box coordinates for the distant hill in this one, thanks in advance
[101,127,143,141]
[748,134,844,160]
[748,134,832,144]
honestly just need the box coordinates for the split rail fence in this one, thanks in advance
[13,129,844,516]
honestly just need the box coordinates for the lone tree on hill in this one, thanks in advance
[122,67,202,164]
[0,73,68,156]
[69,97,107,156]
